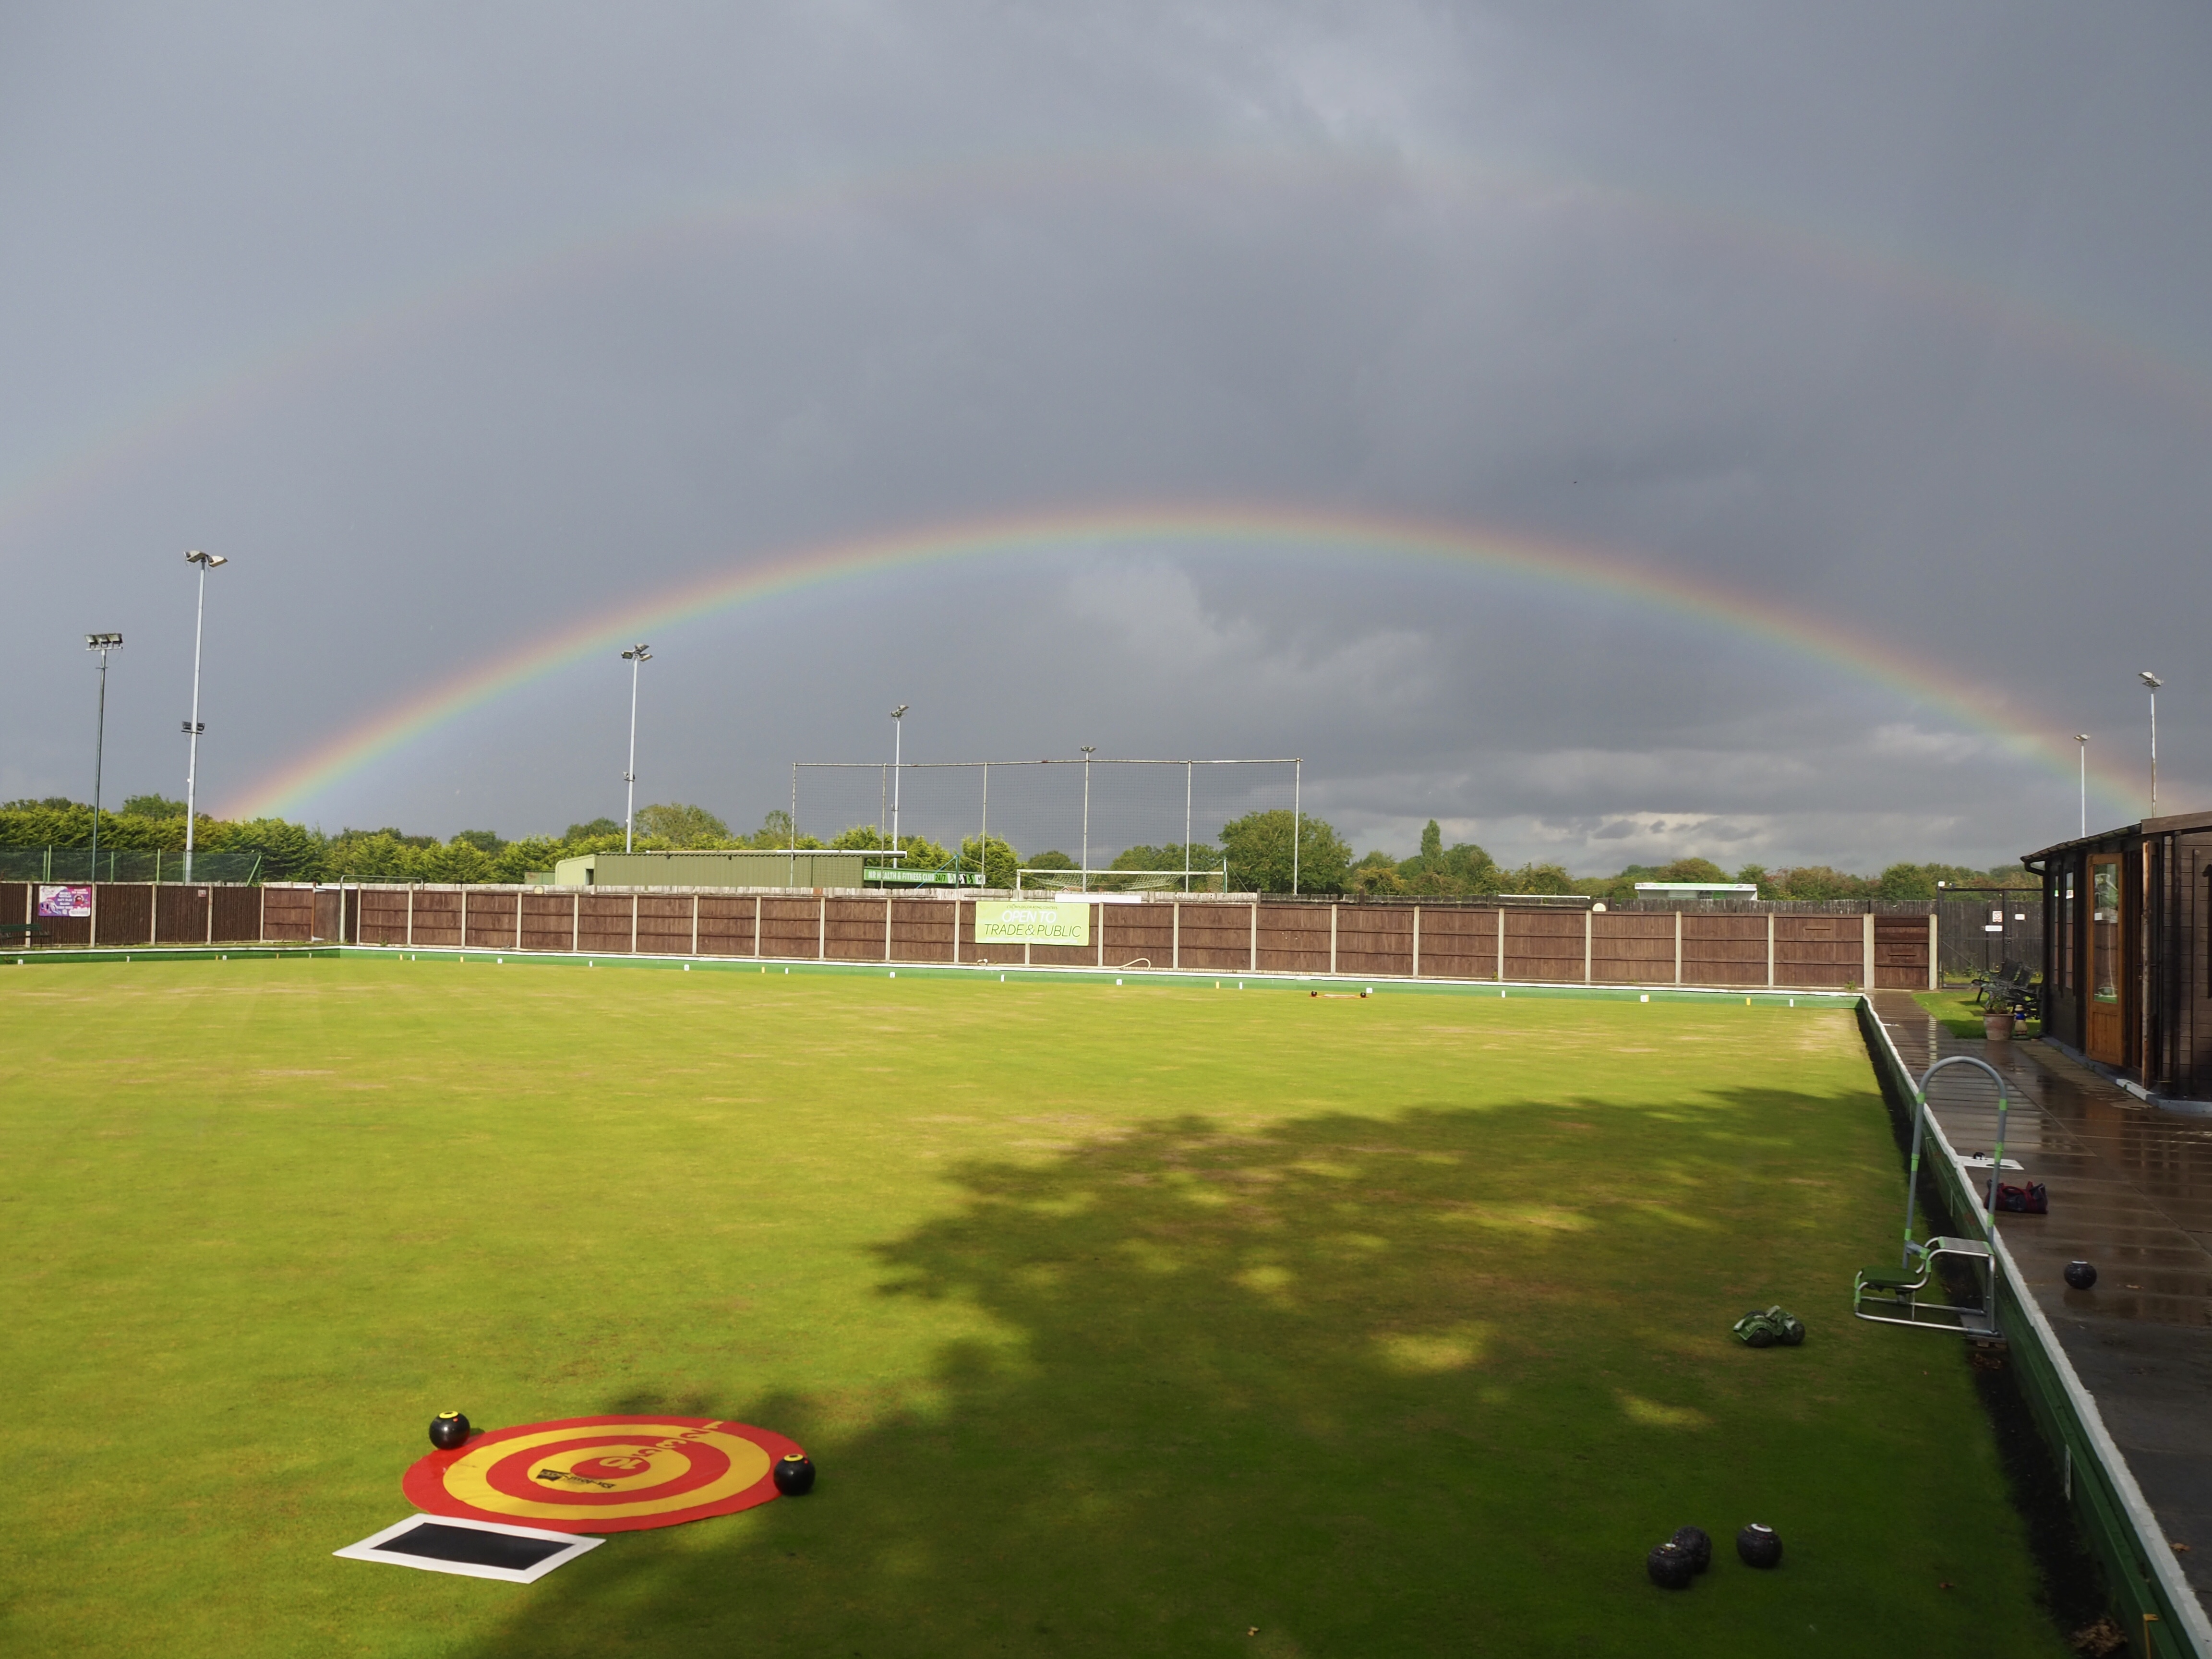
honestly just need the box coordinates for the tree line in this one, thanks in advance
[1,796,2034,897]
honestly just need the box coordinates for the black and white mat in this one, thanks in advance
[334,1514,603,1583]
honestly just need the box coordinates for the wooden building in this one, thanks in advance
[2028,809,2212,1102]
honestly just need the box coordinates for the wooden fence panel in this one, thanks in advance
[1683,914,1766,986]
[214,886,264,943]
[1592,912,1673,984]
[1338,906,1413,977]
[1416,907,1497,979]
[89,884,152,946]
[458,890,516,950]
[357,889,409,945]
[1776,915,1861,989]
[888,898,950,962]
[1257,903,1330,973]
[758,896,821,959]
[635,895,693,955]
[406,890,461,948]
[1177,902,1253,971]
[1504,909,1585,982]
[1100,903,1172,969]
[263,886,315,942]
[697,895,757,957]
[1873,914,1929,991]
[154,884,209,943]
[571,894,630,953]
[821,898,883,961]
[518,892,576,952]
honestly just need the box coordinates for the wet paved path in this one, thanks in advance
[1871,992,2212,1608]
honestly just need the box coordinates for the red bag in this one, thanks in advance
[1995,1182,2048,1214]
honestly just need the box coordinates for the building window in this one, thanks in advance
[2092,858,2120,1004]
[2058,866,2075,991]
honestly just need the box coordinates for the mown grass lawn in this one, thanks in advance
[1915,986,2040,1040]
[0,957,2067,1656]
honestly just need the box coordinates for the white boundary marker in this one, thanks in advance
[334,1514,604,1584]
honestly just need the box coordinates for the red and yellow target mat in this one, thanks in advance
[403,1416,803,1533]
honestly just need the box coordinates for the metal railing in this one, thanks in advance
[1856,999,2208,1657]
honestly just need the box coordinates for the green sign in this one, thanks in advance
[974,901,1090,946]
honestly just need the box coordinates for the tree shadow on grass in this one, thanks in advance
[454,1090,2025,1658]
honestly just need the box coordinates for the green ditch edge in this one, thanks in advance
[1857,999,2207,1659]
[4,940,1862,1007]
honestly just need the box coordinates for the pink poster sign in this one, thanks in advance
[36,884,93,918]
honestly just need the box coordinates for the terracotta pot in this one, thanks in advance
[1984,1014,2012,1042]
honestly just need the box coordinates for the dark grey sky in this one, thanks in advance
[4,3,2207,870]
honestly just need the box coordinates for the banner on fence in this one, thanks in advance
[974,901,1089,946]
[36,884,93,918]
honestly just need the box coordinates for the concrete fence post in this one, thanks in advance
[1249,903,1258,973]
[1172,902,1181,971]
[1862,912,1876,991]
[1674,910,1683,985]
[1927,911,1940,990]
[1411,905,1421,977]
[1583,908,1592,984]
[1329,903,1338,975]
[1495,907,1506,980]
[1766,913,1776,988]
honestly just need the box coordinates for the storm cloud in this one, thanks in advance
[4,2,2207,870]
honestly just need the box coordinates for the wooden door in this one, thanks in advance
[2085,855,2124,1063]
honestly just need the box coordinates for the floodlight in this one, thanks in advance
[181,551,228,880]
[2141,671,2162,689]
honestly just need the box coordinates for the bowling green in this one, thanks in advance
[0,957,2072,1657]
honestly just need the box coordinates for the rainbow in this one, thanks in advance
[226,503,2121,822]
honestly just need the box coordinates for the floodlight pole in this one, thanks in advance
[2141,672,2162,815]
[2077,734,2089,839]
[1292,759,1301,896]
[1080,745,1095,892]
[621,644,651,852]
[180,550,226,883]
[890,705,908,856]
[86,633,122,882]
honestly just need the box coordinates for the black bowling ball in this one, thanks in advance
[429,1411,470,1451]
[1670,1526,1712,1573]
[2064,1260,2098,1290]
[773,1451,815,1495]
[1647,1542,1694,1589]
[1737,1523,1783,1569]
